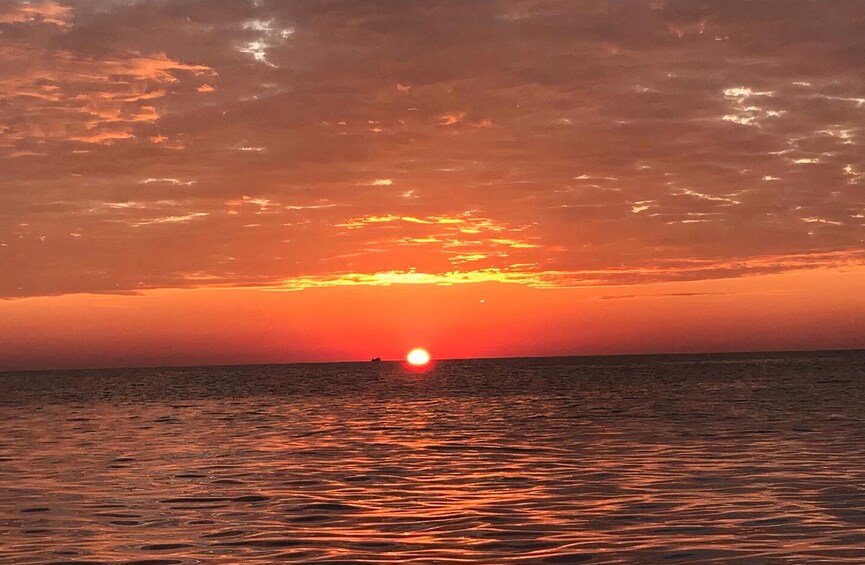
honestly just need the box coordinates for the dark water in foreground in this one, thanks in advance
[1,352,865,564]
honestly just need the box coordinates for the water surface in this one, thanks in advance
[2,352,865,563]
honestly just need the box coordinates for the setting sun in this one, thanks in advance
[406,348,431,366]
[3,2,865,563]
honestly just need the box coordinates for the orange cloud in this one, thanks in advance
[268,249,865,292]
[0,42,215,147]
[3,0,865,304]
[438,113,465,126]
[337,214,467,228]
[0,0,71,27]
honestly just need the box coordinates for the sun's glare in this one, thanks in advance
[406,348,430,366]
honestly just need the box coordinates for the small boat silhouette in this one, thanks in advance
[370,357,382,363]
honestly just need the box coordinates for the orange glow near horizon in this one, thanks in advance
[1,266,864,371]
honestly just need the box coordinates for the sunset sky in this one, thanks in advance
[2,0,865,370]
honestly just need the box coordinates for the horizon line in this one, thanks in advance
[2,346,862,376]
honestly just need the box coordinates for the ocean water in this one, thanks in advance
[1,352,865,564]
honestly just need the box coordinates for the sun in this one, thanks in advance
[406,348,430,366]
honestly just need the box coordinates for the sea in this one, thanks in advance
[1,351,864,564]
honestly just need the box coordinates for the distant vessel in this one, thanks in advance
[370,357,382,363]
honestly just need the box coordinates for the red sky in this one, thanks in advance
[1,1,864,370]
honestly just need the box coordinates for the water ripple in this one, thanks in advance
[1,352,865,563]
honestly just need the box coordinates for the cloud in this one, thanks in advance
[139,178,197,186]
[238,18,294,67]
[0,0,71,27]
[0,44,215,148]
[130,213,209,228]
[268,248,865,291]
[2,0,865,298]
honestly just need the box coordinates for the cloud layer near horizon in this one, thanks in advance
[2,0,864,297]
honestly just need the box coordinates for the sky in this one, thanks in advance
[1,0,864,370]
